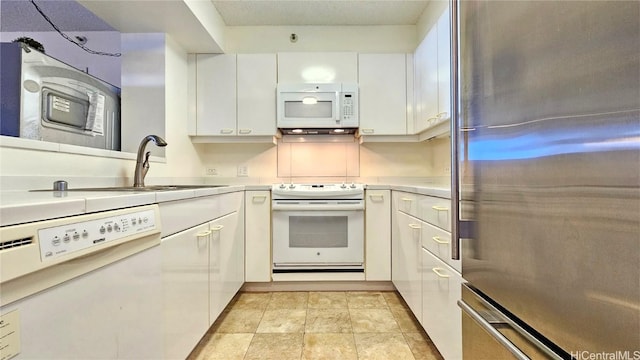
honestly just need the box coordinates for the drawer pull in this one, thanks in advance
[401,197,413,202]
[408,224,421,230]
[432,267,450,278]
[196,230,211,238]
[432,236,450,244]
[252,195,267,203]
[368,194,384,201]
[211,225,224,231]
[432,206,449,212]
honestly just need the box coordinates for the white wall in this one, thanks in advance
[225,25,418,53]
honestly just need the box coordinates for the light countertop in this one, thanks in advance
[0,183,448,227]
[366,184,451,199]
[0,185,245,227]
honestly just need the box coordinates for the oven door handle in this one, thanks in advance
[272,202,364,211]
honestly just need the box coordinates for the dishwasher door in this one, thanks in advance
[0,205,163,359]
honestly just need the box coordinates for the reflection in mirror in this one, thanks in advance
[0,0,124,152]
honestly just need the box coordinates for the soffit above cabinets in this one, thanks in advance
[211,0,430,26]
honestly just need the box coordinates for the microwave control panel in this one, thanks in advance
[340,84,359,124]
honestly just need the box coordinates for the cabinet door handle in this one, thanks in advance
[432,267,450,278]
[436,111,449,119]
[432,205,449,212]
[401,197,413,202]
[220,128,234,134]
[432,236,450,244]
[211,225,224,231]
[408,223,421,230]
[361,128,375,134]
[252,195,267,203]
[196,230,212,238]
[238,128,252,134]
[368,194,384,201]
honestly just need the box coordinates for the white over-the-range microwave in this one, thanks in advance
[276,83,358,134]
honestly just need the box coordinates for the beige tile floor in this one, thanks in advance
[188,291,444,360]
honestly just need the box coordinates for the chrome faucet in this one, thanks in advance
[133,135,167,187]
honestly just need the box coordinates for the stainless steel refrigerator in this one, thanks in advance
[451,1,640,358]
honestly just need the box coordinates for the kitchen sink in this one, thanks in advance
[31,185,227,192]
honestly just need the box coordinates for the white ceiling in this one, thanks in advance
[211,0,431,26]
[1,0,430,33]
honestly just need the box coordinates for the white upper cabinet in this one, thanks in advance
[437,6,451,122]
[358,53,408,136]
[415,26,439,133]
[195,54,237,136]
[277,52,358,83]
[414,5,451,136]
[192,53,277,142]
[237,54,277,136]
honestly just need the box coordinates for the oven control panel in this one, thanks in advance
[38,209,157,261]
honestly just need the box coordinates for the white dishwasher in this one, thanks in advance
[0,204,163,360]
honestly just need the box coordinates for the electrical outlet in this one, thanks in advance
[444,166,451,175]
[206,168,218,176]
[237,164,249,177]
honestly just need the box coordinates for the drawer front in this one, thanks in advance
[416,195,451,231]
[420,222,460,272]
[218,191,244,217]
[421,248,462,360]
[393,192,418,217]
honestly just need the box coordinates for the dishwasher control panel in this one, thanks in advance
[38,209,157,261]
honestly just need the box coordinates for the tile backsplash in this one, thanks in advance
[277,136,359,178]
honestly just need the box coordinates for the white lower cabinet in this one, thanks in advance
[392,211,423,321]
[365,190,391,281]
[161,192,244,359]
[245,191,271,282]
[209,211,244,324]
[392,190,461,360]
[162,223,211,360]
[421,248,462,360]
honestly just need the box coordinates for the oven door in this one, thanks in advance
[272,206,364,270]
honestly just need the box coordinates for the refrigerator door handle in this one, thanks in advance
[450,0,462,260]
[458,300,530,360]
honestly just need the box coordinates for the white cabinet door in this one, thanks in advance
[392,211,423,322]
[237,54,277,136]
[358,54,407,135]
[245,191,272,282]
[277,52,358,83]
[209,211,243,325]
[162,223,210,360]
[365,190,391,280]
[437,6,451,122]
[421,248,462,360]
[196,54,237,135]
[415,26,439,133]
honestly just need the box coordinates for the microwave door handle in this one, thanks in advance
[335,91,340,121]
